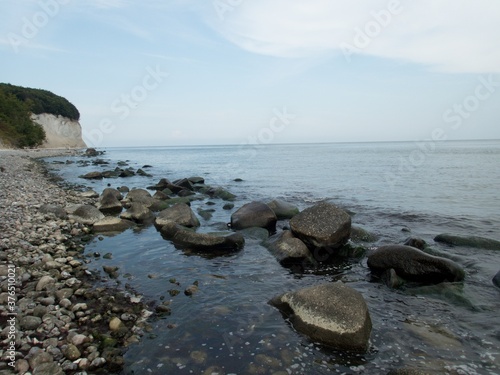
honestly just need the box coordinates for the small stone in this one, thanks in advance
[190,350,207,364]
[71,334,88,346]
[63,344,81,361]
[109,317,125,332]
[184,285,199,296]
[59,298,72,308]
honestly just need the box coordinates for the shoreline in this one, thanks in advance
[0,149,151,374]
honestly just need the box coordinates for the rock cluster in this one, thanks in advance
[0,150,150,374]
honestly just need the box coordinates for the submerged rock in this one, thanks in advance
[231,201,277,232]
[160,223,244,253]
[265,230,311,265]
[290,202,351,250]
[269,283,372,352]
[367,244,465,284]
[266,199,299,220]
[155,203,200,228]
[434,233,500,250]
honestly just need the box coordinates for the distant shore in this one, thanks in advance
[0,149,149,374]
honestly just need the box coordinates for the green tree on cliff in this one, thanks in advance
[0,88,46,147]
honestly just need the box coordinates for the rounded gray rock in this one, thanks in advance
[230,201,277,232]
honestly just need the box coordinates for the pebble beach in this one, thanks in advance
[0,149,150,375]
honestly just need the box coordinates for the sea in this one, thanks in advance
[45,140,500,375]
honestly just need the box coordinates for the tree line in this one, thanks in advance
[0,83,80,147]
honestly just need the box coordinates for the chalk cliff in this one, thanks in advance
[31,113,87,149]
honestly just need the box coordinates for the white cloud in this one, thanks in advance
[204,0,500,73]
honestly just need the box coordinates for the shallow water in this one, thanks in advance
[46,140,500,374]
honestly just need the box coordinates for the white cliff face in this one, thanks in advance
[31,113,87,149]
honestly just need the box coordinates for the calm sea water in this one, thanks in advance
[46,140,500,374]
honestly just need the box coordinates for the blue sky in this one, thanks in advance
[1,0,499,147]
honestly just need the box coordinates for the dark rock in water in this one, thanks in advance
[434,233,500,250]
[265,230,311,265]
[238,227,270,242]
[223,203,234,210]
[493,271,500,288]
[119,169,135,178]
[155,203,200,228]
[231,201,277,232]
[188,176,205,184]
[99,189,123,215]
[85,148,99,157]
[173,178,194,191]
[178,189,195,197]
[39,204,68,220]
[153,190,170,200]
[404,237,427,250]
[118,186,129,193]
[197,208,214,221]
[117,161,128,166]
[80,171,103,180]
[269,283,372,352]
[160,223,244,253]
[101,170,120,178]
[234,178,243,182]
[382,268,405,289]
[142,164,153,168]
[119,203,154,224]
[93,217,134,233]
[266,199,299,220]
[290,202,351,251]
[367,244,465,284]
[71,205,105,225]
[147,178,172,190]
[206,187,236,201]
[136,168,152,177]
[351,226,379,243]
[93,158,109,165]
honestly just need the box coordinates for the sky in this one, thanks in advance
[1,0,499,147]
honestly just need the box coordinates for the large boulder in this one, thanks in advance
[71,205,105,225]
[266,199,299,220]
[265,230,311,265]
[160,223,244,253]
[119,203,154,224]
[434,233,500,250]
[93,217,134,233]
[289,202,351,250]
[155,203,200,228]
[367,244,465,284]
[98,189,123,215]
[269,283,372,352]
[230,201,277,232]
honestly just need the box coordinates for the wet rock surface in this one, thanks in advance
[367,244,465,284]
[269,283,372,352]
